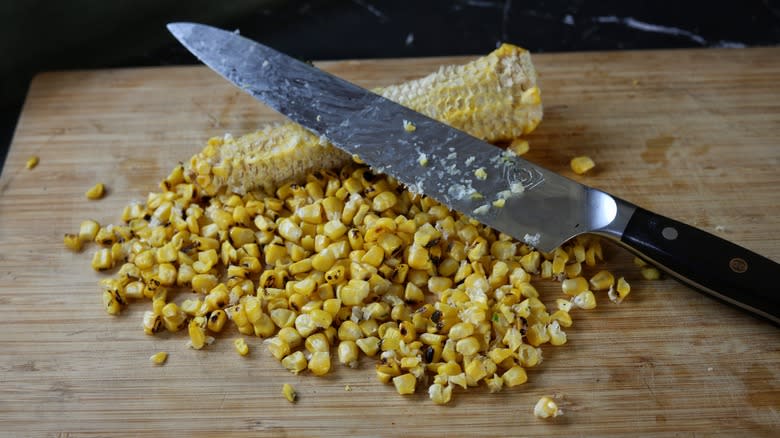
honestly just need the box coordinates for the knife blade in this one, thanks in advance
[168,22,779,324]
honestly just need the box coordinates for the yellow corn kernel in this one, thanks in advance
[79,219,100,242]
[207,309,227,332]
[547,321,567,346]
[534,396,561,419]
[191,274,218,294]
[308,351,331,376]
[641,266,662,280]
[149,351,168,365]
[550,310,573,328]
[356,336,380,357]
[633,256,648,267]
[25,155,39,169]
[281,351,308,374]
[570,156,596,175]
[372,191,398,212]
[234,338,250,356]
[589,270,615,291]
[282,383,297,403]
[428,383,452,405]
[338,340,359,368]
[502,365,528,387]
[63,234,82,252]
[187,319,206,350]
[609,277,631,303]
[573,290,597,310]
[91,248,114,271]
[455,336,481,356]
[508,138,529,156]
[392,373,417,395]
[142,311,162,335]
[561,277,588,296]
[85,183,105,200]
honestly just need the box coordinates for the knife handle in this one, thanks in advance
[619,206,780,324]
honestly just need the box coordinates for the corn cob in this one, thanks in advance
[188,43,542,195]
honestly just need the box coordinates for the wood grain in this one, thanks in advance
[1,47,778,437]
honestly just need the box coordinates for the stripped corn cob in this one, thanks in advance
[187,43,542,195]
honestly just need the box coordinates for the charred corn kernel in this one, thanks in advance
[502,365,528,387]
[356,336,380,356]
[94,227,117,246]
[142,311,162,335]
[609,277,631,303]
[570,156,596,175]
[338,340,359,367]
[282,383,297,403]
[85,183,105,200]
[149,351,168,365]
[641,266,661,280]
[573,290,597,310]
[207,309,227,332]
[234,338,250,356]
[561,277,588,296]
[64,234,82,251]
[308,351,331,376]
[392,373,416,395]
[534,396,561,419]
[92,248,114,271]
[281,351,307,374]
[589,270,615,291]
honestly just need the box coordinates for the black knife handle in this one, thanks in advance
[620,207,780,324]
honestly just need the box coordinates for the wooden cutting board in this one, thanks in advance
[1,47,778,437]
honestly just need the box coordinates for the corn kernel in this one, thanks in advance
[85,183,105,200]
[149,352,168,365]
[392,373,417,395]
[64,234,82,252]
[534,396,561,419]
[570,156,595,175]
[234,338,250,356]
[282,383,297,403]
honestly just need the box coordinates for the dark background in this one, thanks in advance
[1,0,778,173]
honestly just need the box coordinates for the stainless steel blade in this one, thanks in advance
[168,22,632,252]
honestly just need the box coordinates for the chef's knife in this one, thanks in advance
[168,22,779,324]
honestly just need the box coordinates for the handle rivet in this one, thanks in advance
[729,257,748,273]
[661,227,678,240]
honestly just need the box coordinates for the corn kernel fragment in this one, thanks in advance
[86,183,106,200]
[534,396,561,419]
[149,351,168,365]
[282,383,297,403]
[26,156,39,169]
[570,156,595,175]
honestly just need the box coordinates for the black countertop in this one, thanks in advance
[1,0,778,172]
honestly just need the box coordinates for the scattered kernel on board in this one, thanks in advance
[85,182,105,200]
[508,139,530,156]
[26,155,39,169]
[570,156,596,175]
[282,383,297,403]
[474,167,488,180]
[403,119,416,132]
[534,396,561,419]
[149,352,168,365]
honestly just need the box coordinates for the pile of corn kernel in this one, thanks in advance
[67,152,633,405]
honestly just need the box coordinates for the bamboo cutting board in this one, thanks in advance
[1,47,779,437]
